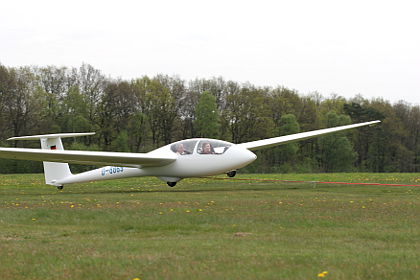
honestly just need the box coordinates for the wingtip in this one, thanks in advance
[361,120,381,127]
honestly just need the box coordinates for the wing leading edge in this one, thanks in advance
[238,120,381,151]
[0,148,176,168]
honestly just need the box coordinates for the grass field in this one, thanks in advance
[0,173,419,280]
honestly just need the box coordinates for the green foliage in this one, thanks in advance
[278,114,300,157]
[0,159,43,173]
[223,87,275,143]
[143,78,178,146]
[67,141,101,173]
[271,114,300,170]
[0,63,419,173]
[318,112,357,172]
[194,91,220,138]
[112,130,130,152]
[61,86,91,132]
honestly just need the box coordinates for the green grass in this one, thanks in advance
[1,173,419,280]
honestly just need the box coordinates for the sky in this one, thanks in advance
[1,0,419,105]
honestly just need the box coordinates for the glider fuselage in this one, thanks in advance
[56,139,257,185]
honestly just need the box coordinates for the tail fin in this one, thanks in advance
[41,137,72,186]
[8,132,94,186]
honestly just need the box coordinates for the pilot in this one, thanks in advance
[201,142,214,154]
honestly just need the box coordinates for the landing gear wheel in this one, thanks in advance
[227,171,237,177]
[167,182,177,187]
[56,185,64,190]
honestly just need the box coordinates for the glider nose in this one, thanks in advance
[237,147,257,166]
[245,149,257,163]
[224,145,257,170]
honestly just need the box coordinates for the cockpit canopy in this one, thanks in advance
[170,140,197,155]
[170,139,232,155]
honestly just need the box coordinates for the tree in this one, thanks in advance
[0,65,17,139]
[269,87,302,126]
[343,100,385,170]
[407,105,420,172]
[112,130,130,152]
[61,86,90,133]
[3,67,37,138]
[223,86,274,143]
[194,91,220,138]
[78,63,106,127]
[318,111,356,172]
[99,81,136,149]
[143,78,178,146]
[271,114,300,172]
[1,62,420,174]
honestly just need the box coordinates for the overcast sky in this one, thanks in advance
[1,0,419,105]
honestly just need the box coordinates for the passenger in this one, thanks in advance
[176,143,190,155]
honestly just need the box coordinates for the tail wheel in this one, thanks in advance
[56,185,64,190]
[167,182,177,187]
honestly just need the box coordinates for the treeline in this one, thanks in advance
[0,63,419,173]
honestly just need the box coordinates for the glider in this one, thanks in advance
[0,120,380,189]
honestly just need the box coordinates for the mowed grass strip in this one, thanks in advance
[0,173,419,280]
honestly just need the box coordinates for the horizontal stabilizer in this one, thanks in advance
[8,132,95,141]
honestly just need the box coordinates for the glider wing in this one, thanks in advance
[0,148,176,168]
[237,120,381,151]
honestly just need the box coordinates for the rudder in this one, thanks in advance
[8,132,95,186]
[40,137,73,186]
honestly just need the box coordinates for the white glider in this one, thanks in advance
[0,120,380,189]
